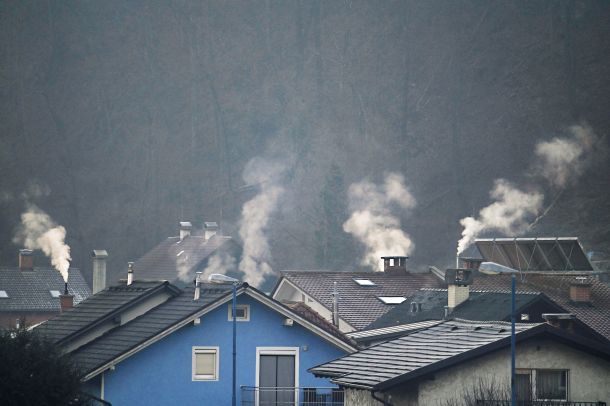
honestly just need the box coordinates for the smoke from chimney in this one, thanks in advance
[238,157,287,287]
[13,204,71,282]
[457,123,605,255]
[457,180,543,255]
[202,251,236,280]
[343,172,416,271]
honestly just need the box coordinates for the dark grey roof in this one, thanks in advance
[36,281,172,344]
[475,237,593,272]
[71,283,233,375]
[366,289,551,330]
[134,235,238,282]
[273,270,443,330]
[0,268,90,312]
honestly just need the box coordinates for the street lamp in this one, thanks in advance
[478,262,519,406]
[208,273,240,406]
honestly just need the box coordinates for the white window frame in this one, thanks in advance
[255,347,299,405]
[192,346,219,381]
[227,304,250,321]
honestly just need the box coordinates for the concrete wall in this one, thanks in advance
[347,338,610,406]
[97,294,347,406]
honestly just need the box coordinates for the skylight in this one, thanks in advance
[0,290,8,298]
[378,296,406,304]
[50,290,61,298]
[353,278,376,286]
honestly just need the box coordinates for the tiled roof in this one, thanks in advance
[36,281,170,344]
[471,272,610,341]
[282,301,357,348]
[0,268,90,312]
[310,319,539,389]
[134,235,237,282]
[71,284,233,375]
[366,289,547,330]
[275,270,444,330]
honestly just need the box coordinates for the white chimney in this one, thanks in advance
[331,282,339,327]
[127,262,134,286]
[204,222,218,241]
[92,250,108,294]
[179,222,192,241]
[445,269,474,310]
[194,271,202,300]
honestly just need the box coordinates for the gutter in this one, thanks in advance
[371,390,393,406]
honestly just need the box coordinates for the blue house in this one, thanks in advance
[36,277,356,405]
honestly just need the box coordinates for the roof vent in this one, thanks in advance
[127,262,134,286]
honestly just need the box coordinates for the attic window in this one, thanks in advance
[49,290,61,298]
[0,290,8,298]
[353,278,376,286]
[378,296,406,305]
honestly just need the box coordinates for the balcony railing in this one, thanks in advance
[476,401,606,406]
[241,386,344,406]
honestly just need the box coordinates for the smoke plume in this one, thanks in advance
[13,204,71,282]
[238,158,286,287]
[202,251,237,280]
[343,172,416,271]
[457,180,543,255]
[535,124,604,188]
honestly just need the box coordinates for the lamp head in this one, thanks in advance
[479,262,519,275]
[208,273,239,285]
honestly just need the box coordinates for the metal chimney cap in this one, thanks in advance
[204,222,219,229]
[91,250,109,258]
[179,221,193,229]
[19,249,33,256]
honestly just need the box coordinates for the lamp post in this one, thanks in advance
[478,262,518,406]
[208,273,240,406]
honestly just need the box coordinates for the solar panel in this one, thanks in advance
[475,237,593,272]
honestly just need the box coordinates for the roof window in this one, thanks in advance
[0,290,8,298]
[50,290,61,298]
[377,296,406,304]
[353,278,376,286]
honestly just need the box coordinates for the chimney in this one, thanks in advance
[204,222,218,241]
[60,282,73,312]
[569,277,592,304]
[179,222,192,241]
[194,271,202,300]
[91,250,108,294]
[19,249,33,271]
[331,282,339,327]
[445,269,474,309]
[458,257,483,270]
[381,256,408,275]
[127,262,134,286]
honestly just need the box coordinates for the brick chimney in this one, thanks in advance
[179,222,192,241]
[60,282,73,312]
[92,250,108,294]
[570,277,592,304]
[204,222,218,241]
[445,269,474,309]
[381,256,408,275]
[19,249,33,271]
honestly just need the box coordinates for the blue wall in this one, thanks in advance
[99,294,347,405]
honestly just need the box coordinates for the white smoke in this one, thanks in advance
[535,124,603,188]
[202,251,237,280]
[175,250,191,282]
[457,180,544,255]
[238,158,286,287]
[13,204,71,282]
[343,172,416,271]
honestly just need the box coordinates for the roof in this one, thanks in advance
[310,319,610,391]
[273,270,443,330]
[0,267,90,312]
[36,281,173,344]
[134,235,237,281]
[475,237,593,272]
[366,289,548,330]
[470,272,610,341]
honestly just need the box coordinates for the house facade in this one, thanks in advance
[38,279,355,406]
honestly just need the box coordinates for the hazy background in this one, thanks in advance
[1,0,609,288]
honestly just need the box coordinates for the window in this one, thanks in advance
[377,296,406,304]
[516,369,568,402]
[0,290,8,298]
[50,290,61,298]
[227,304,250,321]
[192,347,219,381]
[353,278,376,286]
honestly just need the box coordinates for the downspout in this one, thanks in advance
[371,390,394,406]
